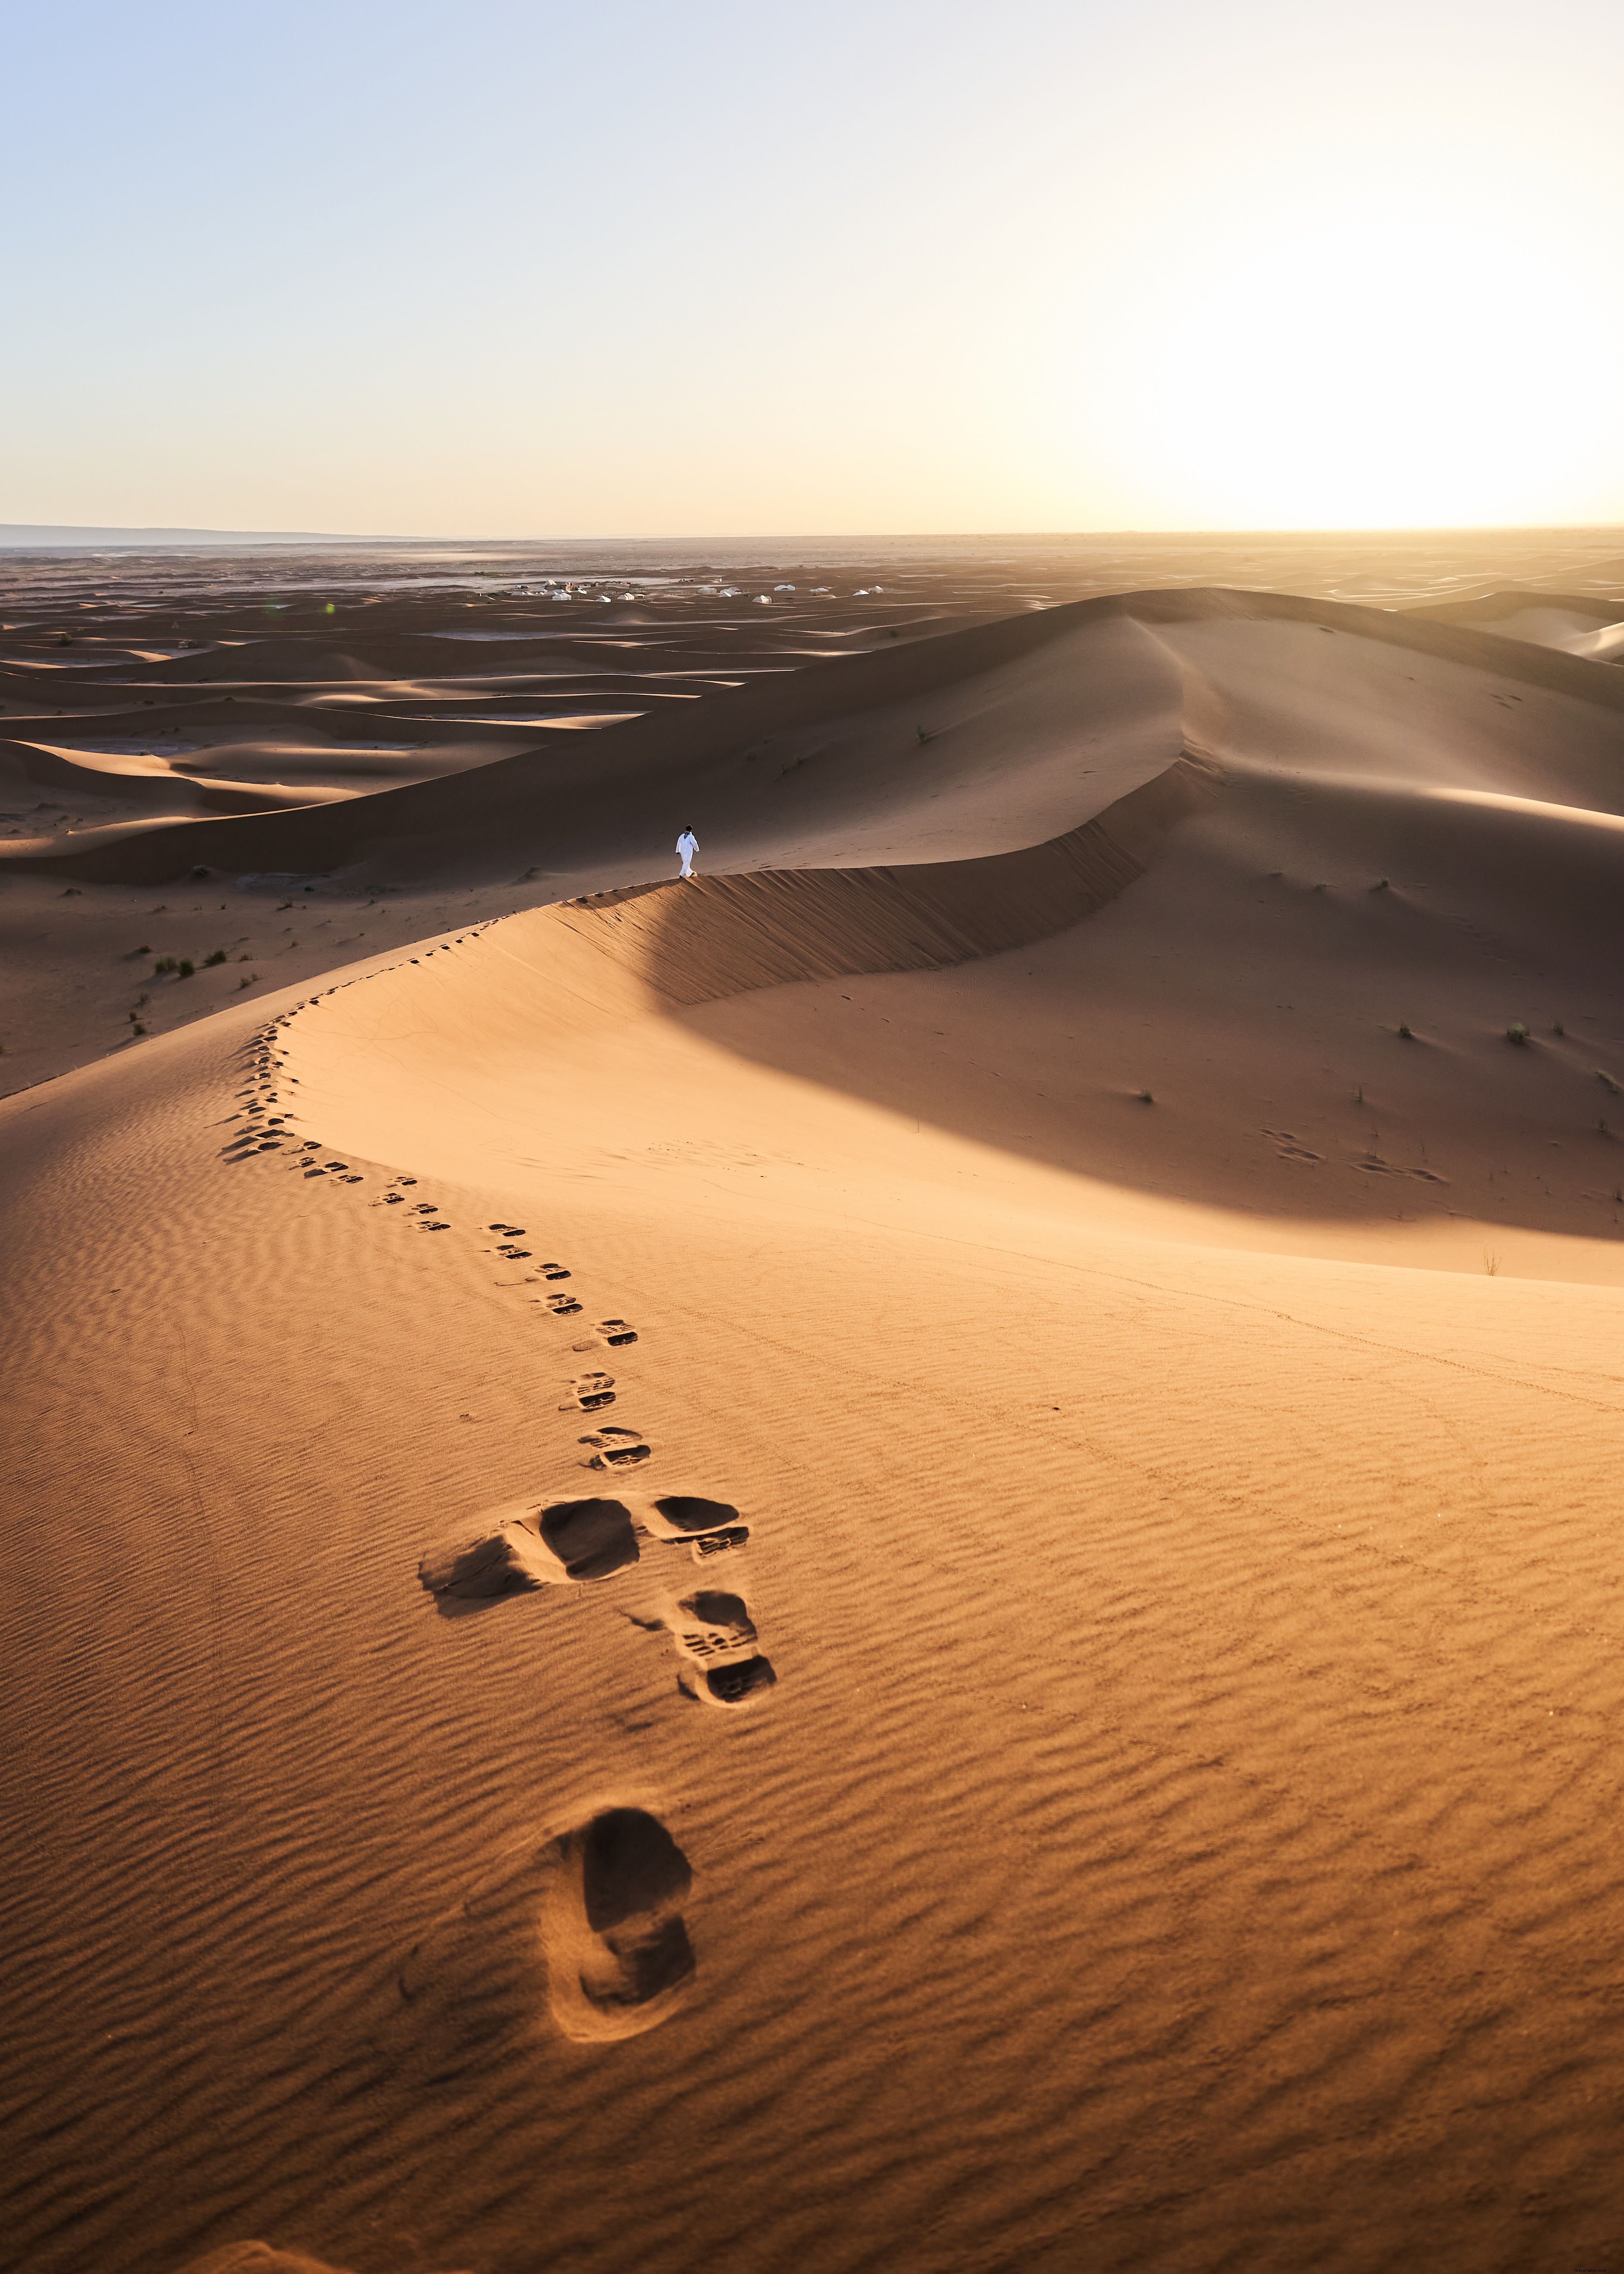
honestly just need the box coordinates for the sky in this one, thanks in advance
[3,0,1623,536]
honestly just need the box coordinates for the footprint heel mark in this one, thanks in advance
[583,1426,651,1469]
[597,1318,638,1346]
[642,1494,751,1560]
[545,1291,584,1316]
[542,1808,695,2044]
[537,1263,571,1281]
[699,1655,777,1705]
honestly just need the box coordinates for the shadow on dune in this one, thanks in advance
[13,583,1624,888]
[676,762,1624,1243]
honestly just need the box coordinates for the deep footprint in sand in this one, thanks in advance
[545,1291,584,1316]
[597,1317,638,1346]
[420,1496,640,1596]
[541,1807,696,2043]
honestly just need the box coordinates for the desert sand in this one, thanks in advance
[6,532,1624,2274]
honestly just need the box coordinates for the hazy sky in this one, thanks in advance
[5,0,1622,535]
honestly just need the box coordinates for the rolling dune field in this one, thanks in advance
[6,535,1624,2274]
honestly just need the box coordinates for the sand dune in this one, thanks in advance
[1407,587,1624,663]
[8,539,1624,2274]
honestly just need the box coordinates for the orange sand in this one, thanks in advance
[6,539,1624,2274]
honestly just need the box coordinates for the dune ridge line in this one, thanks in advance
[540,750,1220,1004]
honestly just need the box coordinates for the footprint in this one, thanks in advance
[641,1495,749,1559]
[657,1590,776,1707]
[546,1292,584,1316]
[1264,1127,1323,1164]
[583,1426,651,1470]
[499,1244,532,1259]
[559,1372,616,1413]
[534,1496,640,1578]
[419,1496,640,1596]
[541,1808,695,2044]
[597,1318,639,1346]
[537,1263,572,1281]
[667,1587,758,1659]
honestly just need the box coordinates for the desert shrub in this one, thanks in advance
[1506,1023,1529,1045]
[204,950,227,967]
[177,959,195,979]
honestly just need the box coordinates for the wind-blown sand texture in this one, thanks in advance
[6,533,1624,2274]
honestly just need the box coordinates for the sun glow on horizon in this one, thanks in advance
[3,0,1623,537]
[1070,189,1620,532]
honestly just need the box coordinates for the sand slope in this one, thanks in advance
[6,566,1624,2274]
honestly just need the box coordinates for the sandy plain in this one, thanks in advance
[6,530,1624,2274]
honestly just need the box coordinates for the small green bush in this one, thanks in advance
[177,959,196,979]
[1397,1023,1413,1040]
[1506,1023,1529,1045]
[153,956,177,975]
[204,949,227,967]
